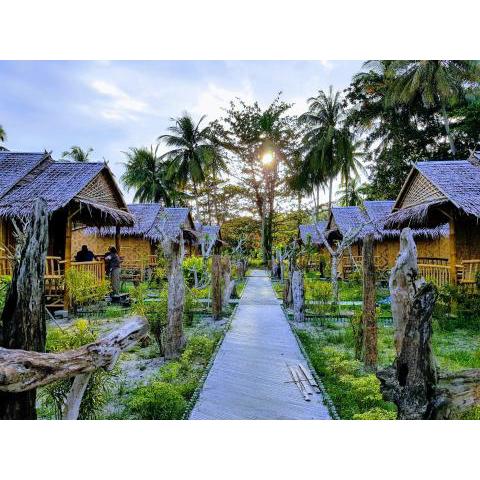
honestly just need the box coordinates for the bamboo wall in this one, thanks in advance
[455,219,480,262]
[72,229,155,264]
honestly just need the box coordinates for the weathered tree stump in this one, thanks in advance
[221,256,233,308]
[362,233,377,369]
[164,239,186,359]
[292,269,305,322]
[0,199,49,420]
[377,228,480,419]
[211,254,222,321]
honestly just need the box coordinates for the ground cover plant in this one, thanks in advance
[295,314,480,419]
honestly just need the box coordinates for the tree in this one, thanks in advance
[299,86,355,216]
[61,146,94,162]
[336,177,367,206]
[158,113,216,217]
[217,95,299,264]
[345,61,452,199]
[387,60,479,156]
[0,125,6,150]
[121,146,182,205]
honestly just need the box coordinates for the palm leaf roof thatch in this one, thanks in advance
[0,151,49,198]
[326,206,375,242]
[0,152,133,227]
[327,201,448,243]
[386,160,480,229]
[194,223,222,255]
[298,221,327,246]
[85,204,195,242]
[364,200,448,240]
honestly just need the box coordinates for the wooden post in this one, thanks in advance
[115,225,121,254]
[211,254,222,321]
[221,256,233,308]
[0,199,49,420]
[362,233,377,369]
[64,208,73,309]
[164,239,186,359]
[449,217,457,285]
[292,269,305,322]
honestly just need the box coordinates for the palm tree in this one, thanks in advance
[299,86,351,215]
[61,146,93,162]
[337,134,366,193]
[336,177,367,206]
[158,113,214,216]
[387,60,479,156]
[0,125,6,151]
[121,146,181,205]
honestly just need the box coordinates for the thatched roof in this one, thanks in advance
[386,160,480,229]
[195,223,222,253]
[364,200,448,240]
[298,221,327,246]
[0,152,133,226]
[326,206,374,242]
[327,201,448,243]
[84,204,195,242]
[0,151,48,198]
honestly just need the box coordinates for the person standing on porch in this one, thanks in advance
[105,246,122,295]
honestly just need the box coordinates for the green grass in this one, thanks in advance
[295,321,480,420]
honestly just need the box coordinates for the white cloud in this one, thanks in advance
[192,81,255,120]
[319,60,334,71]
[88,79,149,121]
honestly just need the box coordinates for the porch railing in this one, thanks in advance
[418,263,451,286]
[71,260,105,283]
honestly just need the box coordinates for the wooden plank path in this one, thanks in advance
[189,270,331,420]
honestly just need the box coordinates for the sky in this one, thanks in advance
[0,60,364,203]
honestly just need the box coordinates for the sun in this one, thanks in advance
[261,152,274,165]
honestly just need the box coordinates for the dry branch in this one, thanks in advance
[0,316,148,393]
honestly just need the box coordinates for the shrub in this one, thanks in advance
[353,407,397,420]
[127,381,187,419]
[182,256,207,288]
[0,274,11,312]
[40,320,114,419]
[181,335,216,368]
[65,269,110,313]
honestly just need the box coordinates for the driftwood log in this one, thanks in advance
[362,233,377,369]
[377,228,480,419]
[0,316,148,419]
[0,199,49,420]
[292,269,305,322]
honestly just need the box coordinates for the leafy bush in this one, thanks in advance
[181,335,215,368]
[65,269,110,313]
[249,257,264,268]
[127,381,187,419]
[353,407,397,420]
[190,286,210,299]
[40,320,114,419]
[0,274,11,313]
[182,256,207,288]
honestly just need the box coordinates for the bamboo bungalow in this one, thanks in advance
[74,203,197,275]
[385,158,480,286]
[326,201,449,278]
[194,222,223,257]
[298,221,328,272]
[0,151,134,307]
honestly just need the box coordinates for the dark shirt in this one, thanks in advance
[75,249,95,262]
[105,252,121,271]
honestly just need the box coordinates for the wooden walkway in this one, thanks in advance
[189,270,331,420]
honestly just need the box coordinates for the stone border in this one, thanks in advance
[183,279,246,420]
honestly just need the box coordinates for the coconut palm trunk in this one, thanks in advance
[441,103,456,156]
